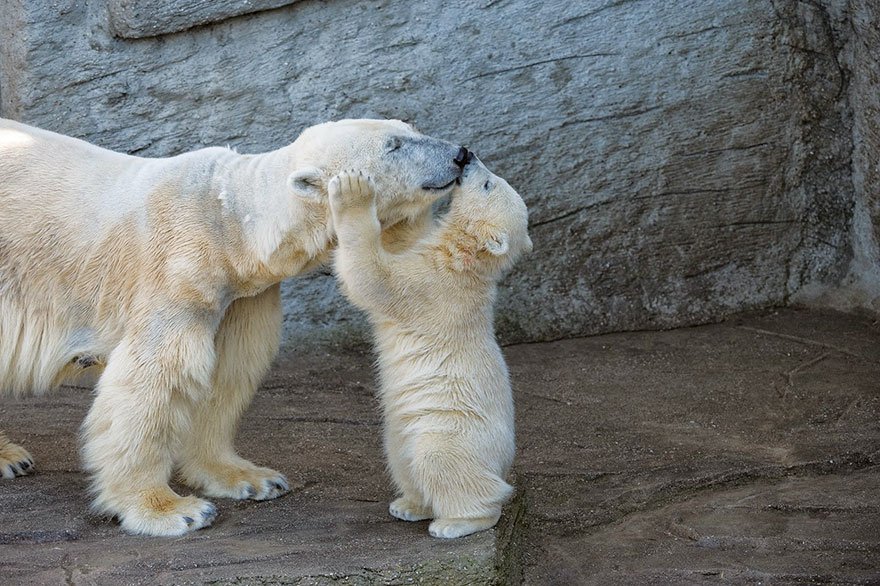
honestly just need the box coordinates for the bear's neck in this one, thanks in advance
[212,148,332,288]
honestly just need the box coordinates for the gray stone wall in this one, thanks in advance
[793,0,880,312]
[847,0,880,310]
[0,0,874,350]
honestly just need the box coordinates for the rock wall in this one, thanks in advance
[795,0,880,312]
[0,0,870,349]
[847,0,880,311]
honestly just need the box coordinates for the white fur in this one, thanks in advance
[0,117,461,536]
[329,163,532,539]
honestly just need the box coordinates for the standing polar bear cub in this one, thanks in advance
[329,158,532,538]
[0,117,468,535]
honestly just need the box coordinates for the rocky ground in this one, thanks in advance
[0,308,878,584]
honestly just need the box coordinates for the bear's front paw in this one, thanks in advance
[116,488,218,536]
[389,496,433,522]
[328,170,375,212]
[0,441,34,479]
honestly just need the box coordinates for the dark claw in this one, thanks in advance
[202,503,218,521]
[19,460,31,471]
[183,516,194,526]
[244,485,256,498]
[273,477,290,492]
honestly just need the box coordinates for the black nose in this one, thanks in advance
[453,146,471,169]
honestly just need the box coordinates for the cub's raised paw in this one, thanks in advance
[0,440,34,479]
[428,515,500,539]
[389,496,432,522]
[179,458,290,501]
[328,170,375,211]
[118,489,218,536]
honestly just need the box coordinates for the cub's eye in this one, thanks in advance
[385,137,403,153]
[484,180,493,191]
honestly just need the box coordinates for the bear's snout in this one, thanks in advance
[453,146,473,169]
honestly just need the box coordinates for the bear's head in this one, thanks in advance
[286,119,467,226]
[443,158,533,276]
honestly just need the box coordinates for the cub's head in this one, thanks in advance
[287,119,468,226]
[443,158,533,275]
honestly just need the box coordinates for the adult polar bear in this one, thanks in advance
[0,117,467,536]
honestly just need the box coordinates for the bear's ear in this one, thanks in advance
[484,232,509,256]
[287,167,325,200]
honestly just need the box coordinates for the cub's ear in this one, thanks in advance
[287,167,325,200]
[448,227,510,272]
[484,232,509,256]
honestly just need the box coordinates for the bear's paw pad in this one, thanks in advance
[329,170,375,209]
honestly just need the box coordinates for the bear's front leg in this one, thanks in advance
[177,284,290,501]
[82,316,219,536]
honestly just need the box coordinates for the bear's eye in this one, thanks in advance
[385,137,403,153]
[484,180,493,191]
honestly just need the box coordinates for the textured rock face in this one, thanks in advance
[0,0,873,349]
[849,1,880,291]
[803,0,880,312]
[851,1,880,309]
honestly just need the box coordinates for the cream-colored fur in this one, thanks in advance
[0,118,464,535]
[329,162,532,539]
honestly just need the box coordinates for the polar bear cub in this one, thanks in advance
[329,160,532,538]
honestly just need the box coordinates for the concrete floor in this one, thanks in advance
[0,308,878,584]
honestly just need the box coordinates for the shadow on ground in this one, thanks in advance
[0,308,878,584]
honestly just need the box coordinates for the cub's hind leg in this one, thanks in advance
[0,431,34,478]
[411,433,513,539]
[384,423,432,522]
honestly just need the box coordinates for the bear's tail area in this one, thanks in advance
[0,297,72,396]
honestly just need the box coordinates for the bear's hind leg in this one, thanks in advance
[383,418,434,521]
[0,430,34,478]
[177,285,289,501]
[411,434,513,539]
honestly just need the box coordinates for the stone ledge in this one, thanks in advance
[107,0,301,38]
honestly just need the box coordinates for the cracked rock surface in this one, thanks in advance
[0,308,878,584]
[1,0,869,345]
